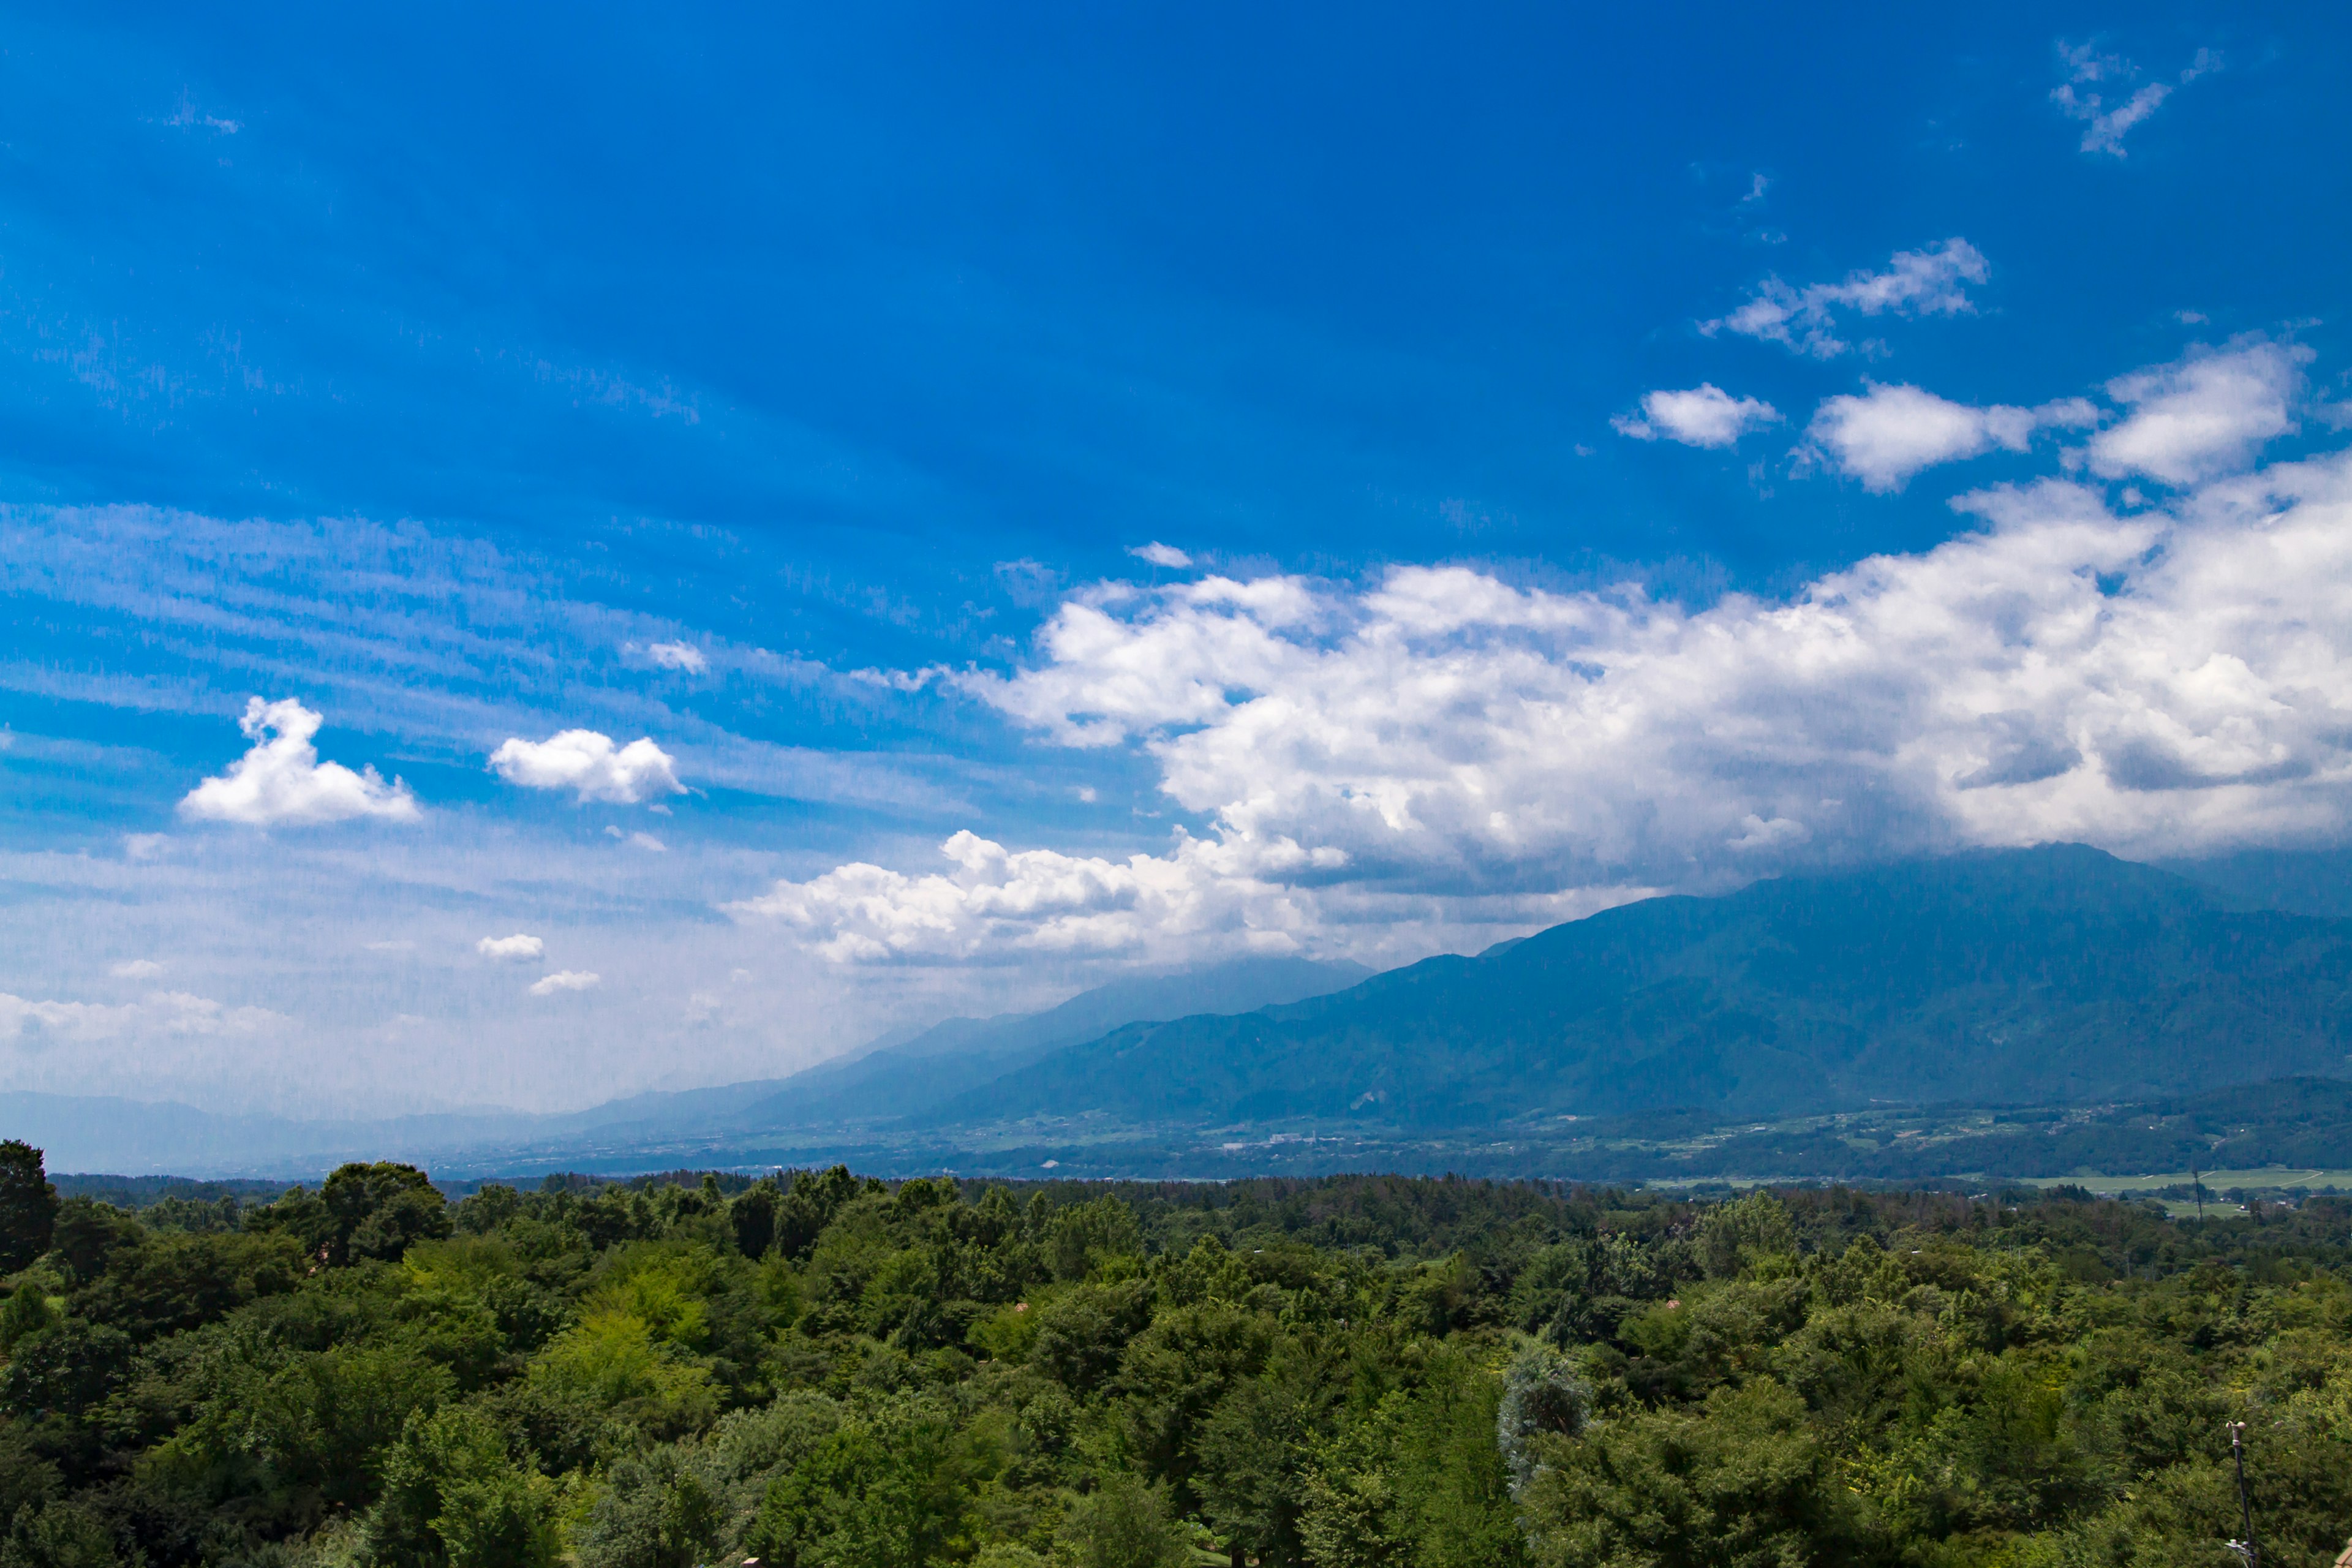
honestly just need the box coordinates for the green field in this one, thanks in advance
[2007,1167,2352,1215]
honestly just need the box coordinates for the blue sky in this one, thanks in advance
[4,2,2351,1115]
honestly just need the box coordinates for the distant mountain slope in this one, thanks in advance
[553,955,1374,1140]
[2164,846,2352,919]
[930,846,2352,1130]
[739,955,1373,1128]
[1,959,1370,1176]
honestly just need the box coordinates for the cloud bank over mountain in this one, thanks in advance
[748,428,2352,965]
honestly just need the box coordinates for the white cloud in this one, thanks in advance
[1612,385,1780,448]
[1804,383,2098,492]
[1728,815,1809,853]
[476,933,545,961]
[1705,239,1988,358]
[179,698,421,827]
[747,439,2352,964]
[628,832,668,853]
[2053,42,2220,157]
[529,970,600,996]
[0,989,284,1045]
[644,640,709,673]
[2086,341,2306,486]
[489,730,684,804]
[731,828,1352,963]
[164,96,242,135]
[123,834,168,861]
[1129,542,1193,569]
[110,959,165,979]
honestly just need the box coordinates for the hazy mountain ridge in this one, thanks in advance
[929,846,2352,1131]
[21,848,2352,1180]
[7,956,1373,1175]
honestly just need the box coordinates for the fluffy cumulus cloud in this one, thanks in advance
[489,730,683,804]
[179,698,420,826]
[476,933,544,961]
[529,970,600,996]
[1613,385,1780,448]
[1129,542,1193,569]
[2052,42,2219,157]
[730,828,1346,962]
[1706,239,1987,358]
[1806,384,2099,492]
[2086,341,2305,486]
[746,437,2352,963]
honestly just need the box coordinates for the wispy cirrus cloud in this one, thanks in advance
[642,641,709,673]
[1704,239,1988,358]
[2052,40,2220,157]
[528,970,600,997]
[0,504,959,816]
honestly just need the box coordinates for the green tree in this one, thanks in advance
[744,1413,965,1568]
[1496,1340,1592,1498]
[1057,1476,1191,1568]
[731,1179,780,1260]
[0,1321,134,1423]
[1197,1337,1340,1566]
[323,1163,453,1265]
[1045,1196,1145,1283]
[0,1143,57,1274]
[360,1404,560,1568]
[0,1280,58,1354]
[1032,1281,1156,1395]
[0,1499,123,1568]
[573,1445,726,1568]
[1521,1378,1842,1568]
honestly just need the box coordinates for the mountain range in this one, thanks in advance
[15,845,2352,1180]
[0,954,1371,1175]
[935,845,2352,1131]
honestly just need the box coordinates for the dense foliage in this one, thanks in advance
[1,1155,2351,1566]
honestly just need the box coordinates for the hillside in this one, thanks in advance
[711,954,1370,1132]
[929,845,2352,1131]
[3,956,1371,1177]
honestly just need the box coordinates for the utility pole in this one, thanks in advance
[2226,1421,2259,1568]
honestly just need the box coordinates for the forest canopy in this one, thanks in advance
[0,1142,2346,1566]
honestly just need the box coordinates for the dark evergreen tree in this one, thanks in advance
[319,1160,450,1264]
[0,1139,58,1272]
